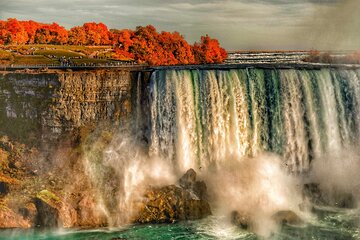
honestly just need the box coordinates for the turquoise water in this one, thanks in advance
[1,206,359,240]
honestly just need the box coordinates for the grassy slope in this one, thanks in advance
[0,44,121,66]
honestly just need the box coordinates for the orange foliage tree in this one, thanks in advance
[34,23,68,44]
[3,18,28,44]
[0,20,8,45]
[112,25,196,65]
[68,26,87,45]
[193,35,227,64]
[21,20,41,44]
[0,19,228,65]
[82,22,111,45]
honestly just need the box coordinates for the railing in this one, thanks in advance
[0,62,149,71]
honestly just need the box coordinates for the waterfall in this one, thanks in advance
[149,68,360,173]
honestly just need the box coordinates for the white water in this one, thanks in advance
[150,68,360,173]
[83,67,360,236]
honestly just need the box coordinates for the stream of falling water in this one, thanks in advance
[78,67,360,238]
[150,68,360,173]
[2,67,360,239]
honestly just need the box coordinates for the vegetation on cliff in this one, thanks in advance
[0,19,227,66]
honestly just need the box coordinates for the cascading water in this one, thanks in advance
[3,67,360,239]
[149,68,360,173]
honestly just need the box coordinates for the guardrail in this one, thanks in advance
[0,62,150,71]
[1,62,360,72]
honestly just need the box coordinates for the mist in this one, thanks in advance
[309,147,360,207]
[203,153,306,237]
[298,0,360,51]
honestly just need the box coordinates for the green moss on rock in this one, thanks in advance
[36,190,61,204]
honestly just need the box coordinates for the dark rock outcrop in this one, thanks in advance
[231,211,251,230]
[303,183,356,209]
[34,190,77,228]
[134,169,211,223]
[271,210,303,225]
[231,210,303,230]
[0,182,9,197]
[18,202,37,226]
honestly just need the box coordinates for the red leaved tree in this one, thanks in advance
[193,35,227,64]
[35,23,68,44]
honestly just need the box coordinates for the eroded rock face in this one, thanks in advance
[0,204,30,228]
[0,70,137,145]
[75,194,108,227]
[134,169,211,223]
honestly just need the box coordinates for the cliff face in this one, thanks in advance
[0,70,143,144]
[0,69,149,229]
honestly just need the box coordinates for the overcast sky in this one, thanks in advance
[1,0,359,50]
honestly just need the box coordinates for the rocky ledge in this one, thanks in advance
[133,169,212,223]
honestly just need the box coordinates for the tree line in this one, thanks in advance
[0,19,227,65]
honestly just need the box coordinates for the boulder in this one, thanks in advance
[133,169,211,223]
[231,211,251,230]
[303,183,325,205]
[34,190,77,228]
[271,210,303,225]
[303,183,356,208]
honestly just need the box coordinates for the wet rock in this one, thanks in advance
[134,169,211,223]
[272,210,303,225]
[179,168,197,189]
[231,211,251,230]
[303,183,356,208]
[35,190,77,228]
[179,168,208,200]
[333,193,356,208]
[0,204,30,228]
[303,183,325,205]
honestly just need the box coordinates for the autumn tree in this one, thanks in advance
[0,19,228,65]
[21,20,41,44]
[82,22,111,45]
[130,25,166,65]
[0,20,8,45]
[192,35,227,64]
[34,23,68,44]
[158,31,195,65]
[68,26,87,45]
[111,29,135,60]
[4,18,28,44]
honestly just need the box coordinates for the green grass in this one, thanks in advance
[13,55,57,65]
[0,44,121,66]
[13,44,110,56]
[0,50,12,58]
[34,49,85,58]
